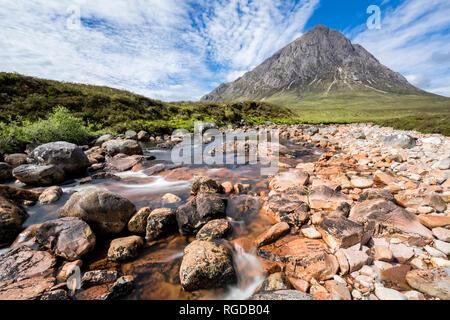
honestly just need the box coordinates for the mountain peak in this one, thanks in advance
[201,25,422,102]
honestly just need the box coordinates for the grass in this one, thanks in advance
[265,90,450,135]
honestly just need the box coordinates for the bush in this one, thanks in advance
[21,106,94,145]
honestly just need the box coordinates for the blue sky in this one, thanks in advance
[1,0,449,100]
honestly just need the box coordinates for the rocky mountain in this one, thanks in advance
[201,24,424,102]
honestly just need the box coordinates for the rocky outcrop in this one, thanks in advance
[35,217,96,261]
[176,192,226,235]
[59,187,136,235]
[180,240,236,291]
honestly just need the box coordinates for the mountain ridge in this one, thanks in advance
[201,24,428,102]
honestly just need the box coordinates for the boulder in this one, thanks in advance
[226,195,262,220]
[161,193,182,204]
[349,199,433,245]
[190,176,222,195]
[107,236,143,262]
[179,240,236,291]
[137,131,150,141]
[59,187,136,235]
[406,267,450,300]
[0,246,57,282]
[309,185,351,211]
[432,227,450,242]
[176,192,226,235]
[383,133,416,149]
[145,208,178,241]
[82,270,119,288]
[0,185,41,202]
[196,219,232,241]
[105,155,145,172]
[28,141,89,177]
[418,215,450,229]
[264,188,310,226]
[12,164,65,186]
[340,248,370,273]
[95,134,114,146]
[39,186,63,204]
[0,196,29,244]
[269,170,310,192]
[127,207,152,235]
[4,153,28,167]
[35,217,96,261]
[102,139,143,157]
[358,188,396,203]
[325,280,351,300]
[0,276,56,300]
[317,216,364,250]
[0,162,13,182]
[125,130,137,140]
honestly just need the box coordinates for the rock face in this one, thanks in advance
[0,246,57,282]
[0,196,29,244]
[35,217,96,261]
[201,24,420,102]
[383,133,416,149]
[317,216,364,250]
[180,240,236,291]
[28,141,90,177]
[176,192,226,235]
[102,139,143,157]
[406,267,450,300]
[107,236,143,262]
[196,219,232,241]
[349,199,433,244]
[145,208,178,241]
[12,164,65,186]
[59,188,136,235]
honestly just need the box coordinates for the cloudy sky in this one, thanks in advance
[1,0,449,100]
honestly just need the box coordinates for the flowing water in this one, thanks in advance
[18,140,325,300]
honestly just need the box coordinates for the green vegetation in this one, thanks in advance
[265,90,450,135]
[0,73,293,154]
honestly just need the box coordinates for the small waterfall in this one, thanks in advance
[224,243,265,300]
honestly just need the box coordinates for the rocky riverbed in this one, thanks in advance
[0,123,449,300]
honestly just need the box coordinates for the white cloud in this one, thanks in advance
[350,0,450,96]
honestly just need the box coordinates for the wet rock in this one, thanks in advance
[145,208,177,241]
[141,163,165,176]
[161,193,181,204]
[4,153,28,167]
[250,290,316,300]
[406,267,450,300]
[0,162,13,182]
[190,176,222,195]
[383,133,416,149]
[0,276,56,300]
[180,240,236,291]
[256,272,292,292]
[309,185,351,211]
[0,246,57,282]
[97,275,135,300]
[105,155,145,172]
[176,192,226,235]
[374,286,407,300]
[82,270,119,288]
[255,222,290,248]
[35,217,96,261]
[221,181,233,194]
[57,260,83,282]
[259,236,338,281]
[107,235,143,262]
[433,228,450,242]
[0,196,29,244]
[127,207,151,235]
[269,170,309,192]
[317,216,364,250]
[418,215,450,229]
[12,164,65,186]
[233,183,250,194]
[349,199,433,245]
[226,195,262,220]
[59,187,136,235]
[95,134,114,146]
[0,185,41,203]
[196,219,232,241]
[39,186,63,204]
[10,224,41,249]
[103,139,143,157]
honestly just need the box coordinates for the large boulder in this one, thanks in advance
[28,141,89,177]
[383,133,416,149]
[406,267,450,300]
[349,199,433,245]
[59,188,136,235]
[102,139,143,157]
[0,196,29,244]
[176,192,226,235]
[179,240,236,291]
[35,217,96,261]
[0,162,13,182]
[145,208,178,241]
[0,246,57,282]
[12,164,65,186]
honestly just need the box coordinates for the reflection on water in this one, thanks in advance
[19,139,325,300]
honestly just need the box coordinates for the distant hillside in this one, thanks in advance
[0,72,293,133]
